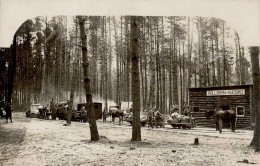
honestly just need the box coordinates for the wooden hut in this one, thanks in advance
[188,85,253,129]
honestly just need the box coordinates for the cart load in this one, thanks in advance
[25,104,43,118]
[167,112,196,129]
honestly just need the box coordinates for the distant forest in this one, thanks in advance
[13,16,251,113]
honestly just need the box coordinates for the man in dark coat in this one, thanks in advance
[5,103,13,123]
[147,107,154,128]
[102,109,107,123]
[0,107,4,118]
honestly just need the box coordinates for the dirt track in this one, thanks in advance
[0,113,259,166]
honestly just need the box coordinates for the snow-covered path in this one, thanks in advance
[0,113,259,166]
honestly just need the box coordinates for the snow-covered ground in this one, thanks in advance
[0,112,259,166]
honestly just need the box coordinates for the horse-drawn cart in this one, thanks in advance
[167,113,196,129]
[26,104,43,118]
[168,122,195,129]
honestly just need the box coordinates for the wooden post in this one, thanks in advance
[194,138,199,145]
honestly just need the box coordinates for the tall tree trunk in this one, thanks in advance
[194,57,197,87]
[149,17,156,108]
[104,17,108,113]
[161,17,166,113]
[187,17,193,97]
[168,42,172,110]
[197,17,205,87]
[77,16,100,141]
[108,17,113,100]
[211,32,216,86]
[172,17,178,106]
[179,40,182,114]
[214,23,221,86]
[235,32,241,84]
[114,17,120,105]
[222,22,226,86]
[7,34,17,105]
[241,47,246,84]
[249,47,260,152]
[130,16,141,141]
[155,18,160,110]
[67,61,77,124]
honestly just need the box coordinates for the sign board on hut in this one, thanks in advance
[206,89,245,96]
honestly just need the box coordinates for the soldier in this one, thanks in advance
[51,105,57,120]
[0,106,4,118]
[174,104,179,113]
[102,109,107,123]
[170,105,174,114]
[5,103,13,123]
[80,107,86,122]
[25,107,31,117]
[183,103,190,116]
[81,107,87,123]
[147,107,154,128]
[50,98,55,109]
[154,109,163,128]
[59,104,66,120]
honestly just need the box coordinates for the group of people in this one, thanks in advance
[146,106,164,128]
[0,102,13,123]
[25,99,89,123]
[49,98,88,122]
[170,104,190,116]
[49,98,69,120]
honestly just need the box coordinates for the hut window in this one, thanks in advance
[236,106,245,117]
[192,107,200,113]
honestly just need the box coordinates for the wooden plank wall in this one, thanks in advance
[189,86,252,129]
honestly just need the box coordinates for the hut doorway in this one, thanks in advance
[221,105,230,110]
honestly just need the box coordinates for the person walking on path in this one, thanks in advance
[5,103,13,123]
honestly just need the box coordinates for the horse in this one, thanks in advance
[111,109,124,125]
[205,109,236,133]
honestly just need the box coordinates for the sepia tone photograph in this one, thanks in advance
[0,0,260,165]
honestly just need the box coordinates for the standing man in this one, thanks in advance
[0,106,4,118]
[51,105,57,120]
[147,106,154,128]
[80,106,86,122]
[183,103,190,116]
[82,107,87,123]
[5,103,13,123]
[102,109,107,123]
[50,98,55,109]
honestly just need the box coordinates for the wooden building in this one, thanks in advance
[188,85,253,129]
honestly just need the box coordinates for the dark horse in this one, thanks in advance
[111,109,124,125]
[205,109,236,133]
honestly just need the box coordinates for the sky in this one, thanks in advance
[0,0,260,48]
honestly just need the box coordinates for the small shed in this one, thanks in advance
[188,85,253,129]
[77,102,102,120]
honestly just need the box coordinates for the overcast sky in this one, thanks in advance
[0,0,260,48]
